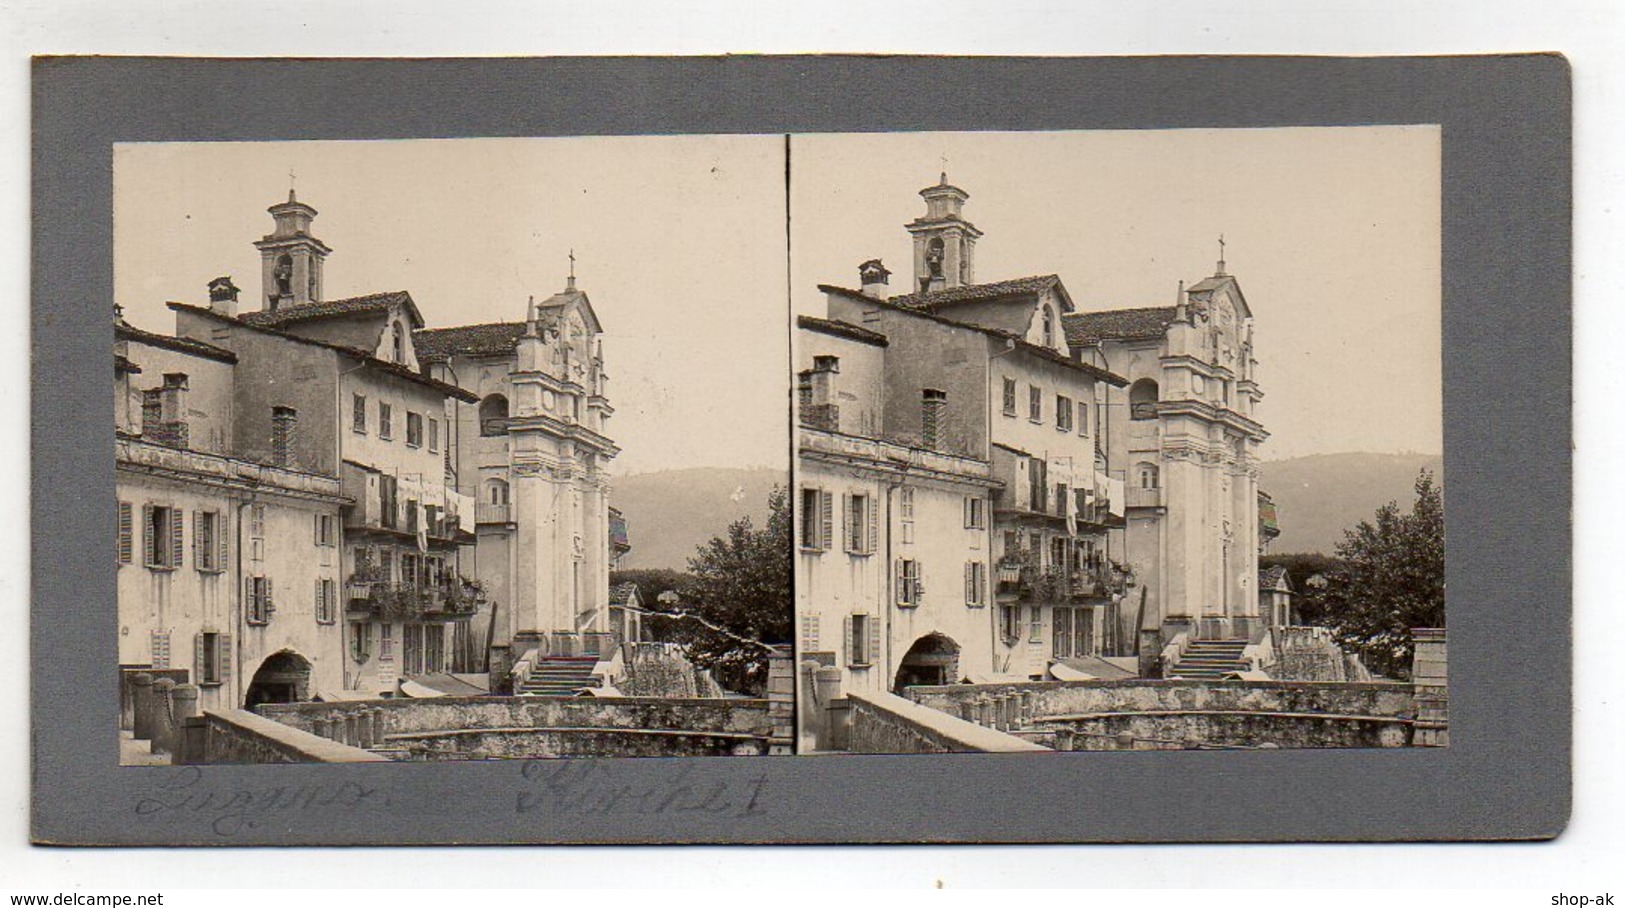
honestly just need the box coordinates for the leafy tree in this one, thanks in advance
[671,486,792,695]
[1319,469,1446,679]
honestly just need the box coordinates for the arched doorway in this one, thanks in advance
[893,633,961,691]
[244,650,313,709]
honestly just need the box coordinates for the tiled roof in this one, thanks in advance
[1062,306,1178,347]
[818,284,1128,387]
[240,290,423,330]
[610,582,639,605]
[414,321,528,363]
[888,274,1061,310]
[115,323,239,363]
[1259,565,1291,590]
[796,314,888,346]
[166,302,479,403]
[114,354,142,374]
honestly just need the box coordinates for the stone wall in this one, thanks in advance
[1057,710,1410,749]
[1264,626,1372,682]
[387,727,768,760]
[846,690,1050,754]
[908,678,1416,722]
[256,695,774,759]
[183,709,389,764]
[619,644,700,698]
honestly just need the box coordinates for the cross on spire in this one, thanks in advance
[566,248,577,290]
[288,168,297,203]
[1216,233,1227,275]
[939,154,949,184]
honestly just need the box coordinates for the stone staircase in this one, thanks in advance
[518,655,601,696]
[1169,639,1250,679]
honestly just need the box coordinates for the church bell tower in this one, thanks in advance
[253,189,331,311]
[906,173,983,293]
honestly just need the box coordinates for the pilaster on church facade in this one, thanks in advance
[415,273,619,678]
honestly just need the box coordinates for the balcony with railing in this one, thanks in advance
[475,502,513,525]
[1126,485,1164,509]
[345,578,484,621]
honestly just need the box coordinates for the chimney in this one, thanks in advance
[806,356,840,431]
[921,388,948,450]
[141,373,190,448]
[208,276,241,318]
[858,259,891,298]
[271,406,298,468]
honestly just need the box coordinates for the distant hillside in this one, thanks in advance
[610,467,787,570]
[1259,453,1444,554]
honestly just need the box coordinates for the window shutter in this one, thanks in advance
[217,512,229,572]
[142,504,156,566]
[866,495,878,554]
[316,578,325,622]
[169,509,184,568]
[819,491,833,551]
[844,616,856,666]
[915,564,925,602]
[314,513,321,545]
[841,494,853,553]
[219,633,232,681]
[894,560,905,604]
[265,577,274,617]
[799,613,819,653]
[965,562,974,604]
[117,502,133,565]
[867,615,881,668]
[192,510,203,569]
[193,633,206,683]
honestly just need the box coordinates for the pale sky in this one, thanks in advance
[114,136,791,477]
[789,127,1444,460]
[115,128,1440,471]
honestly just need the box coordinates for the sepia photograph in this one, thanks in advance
[112,135,794,765]
[791,127,1447,753]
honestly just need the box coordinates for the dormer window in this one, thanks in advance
[1041,307,1055,348]
[391,321,405,364]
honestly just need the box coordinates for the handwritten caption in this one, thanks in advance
[516,760,770,819]
[133,765,391,837]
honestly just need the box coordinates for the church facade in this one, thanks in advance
[416,275,619,685]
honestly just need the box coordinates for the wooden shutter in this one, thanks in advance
[840,494,853,553]
[194,632,206,683]
[265,577,274,618]
[895,560,906,605]
[914,563,925,602]
[867,615,881,668]
[219,633,232,682]
[169,509,184,569]
[819,491,833,551]
[150,630,170,669]
[245,576,257,622]
[142,504,155,566]
[192,510,203,569]
[964,562,974,605]
[866,494,878,554]
[844,615,856,666]
[315,578,325,623]
[216,511,229,572]
[117,502,133,565]
[799,613,820,653]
